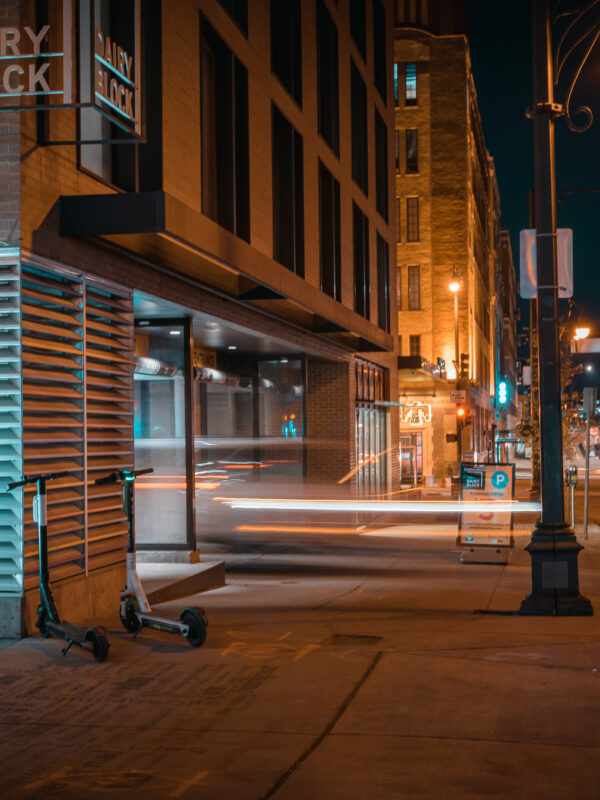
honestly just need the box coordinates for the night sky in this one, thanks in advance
[466,0,600,329]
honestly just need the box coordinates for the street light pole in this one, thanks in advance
[520,0,592,615]
[449,280,462,468]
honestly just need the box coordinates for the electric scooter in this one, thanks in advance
[95,468,208,647]
[7,471,110,662]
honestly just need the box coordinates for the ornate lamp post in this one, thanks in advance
[521,0,593,615]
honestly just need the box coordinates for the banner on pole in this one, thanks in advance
[519,228,573,298]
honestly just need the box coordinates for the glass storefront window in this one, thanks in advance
[134,323,189,547]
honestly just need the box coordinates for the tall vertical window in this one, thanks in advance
[218,0,248,34]
[407,265,420,310]
[351,60,368,194]
[377,234,390,332]
[375,110,389,221]
[319,161,341,301]
[395,0,429,26]
[272,104,304,276]
[200,17,250,242]
[396,269,402,310]
[395,130,400,174]
[396,198,402,242]
[316,0,339,155]
[394,62,400,106]
[409,334,421,357]
[405,62,417,105]
[406,197,419,242]
[406,129,418,173]
[271,0,302,106]
[373,0,387,102]
[349,0,366,60]
[353,202,370,318]
[398,335,402,355]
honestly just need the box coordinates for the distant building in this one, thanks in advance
[393,0,508,482]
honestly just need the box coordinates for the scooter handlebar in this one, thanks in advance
[7,471,69,490]
[95,468,154,485]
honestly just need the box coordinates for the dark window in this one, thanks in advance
[395,198,401,242]
[319,161,341,301]
[271,0,302,106]
[395,0,428,27]
[398,334,402,354]
[409,334,421,357]
[396,269,402,310]
[407,197,419,241]
[395,130,400,174]
[353,202,370,318]
[200,16,250,241]
[349,0,366,60]
[377,234,390,331]
[375,110,388,221]
[406,129,418,173]
[351,60,368,194]
[356,359,384,402]
[405,62,417,105]
[272,104,304,276]
[316,0,339,155]
[218,0,248,34]
[373,0,387,102]
[407,265,420,310]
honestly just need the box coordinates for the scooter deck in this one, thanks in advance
[46,620,89,642]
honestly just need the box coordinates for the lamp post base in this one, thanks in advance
[519,521,593,616]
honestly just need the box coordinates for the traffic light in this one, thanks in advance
[459,352,469,379]
[456,405,472,425]
[497,378,509,407]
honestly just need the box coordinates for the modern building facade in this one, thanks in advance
[393,0,507,483]
[0,0,397,636]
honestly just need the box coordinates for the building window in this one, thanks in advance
[396,198,402,242]
[272,104,304,276]
[405,62,417,105]
[317,0,339,155]
[395,0,428,27]
[200,16,250,242]
[218,0,248,34]
[406,129,418,173]
[409,334,421,357]
[398,335,402,355]
[356,359,384,402]
[375,110,389,221]
[406,197,419,242]
[373,0,387,102]
[394,62,400,106]
[396,269,402,310]
[319,160,341,301]
[395,130,400,174]
[351,59,368,195]
[407,265,420,310]
[353,202,370,318]
[271,0,302,106]
[349,0,366,60]
[377,234,390,332]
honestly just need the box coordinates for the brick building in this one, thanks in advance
[392,0,507,483]
[0,0,397,636]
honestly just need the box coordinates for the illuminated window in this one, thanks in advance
[409,334,421,357]
[407,265,420,310]
[406,197,419,241]
[396,269,402,310]
[394,62,400,106]
[406,129,418,173]
[405,62,417,105]
[396,198,402,242]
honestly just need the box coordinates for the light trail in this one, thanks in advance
[215,498,542,513]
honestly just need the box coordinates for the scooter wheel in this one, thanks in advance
[85,629,110,662]
[120,602,139,633]
[180,609,207,648]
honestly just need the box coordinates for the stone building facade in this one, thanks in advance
[393,0,506,483]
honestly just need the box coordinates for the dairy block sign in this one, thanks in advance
[458,462,515,548]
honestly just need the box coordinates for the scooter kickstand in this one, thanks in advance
[132,620,144,640]
[61,639,74,657]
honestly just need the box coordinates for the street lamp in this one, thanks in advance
[449,279,461,468]
[521,0,592,615]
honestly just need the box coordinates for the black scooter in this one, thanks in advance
[95,468,208,647]
[8,471,110,662]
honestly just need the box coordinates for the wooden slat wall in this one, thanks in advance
[84,278,134,572]
[21,263,85,588]
[0,250,23,595]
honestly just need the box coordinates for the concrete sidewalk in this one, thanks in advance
[1,524,600,799]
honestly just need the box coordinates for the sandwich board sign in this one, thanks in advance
[457,462,515,548]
